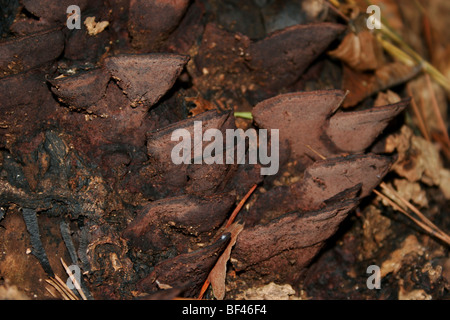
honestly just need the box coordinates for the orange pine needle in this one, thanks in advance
[197,279,210,300]
[375,184,450,246]
[197,183,258,299]
[225,184,257,228]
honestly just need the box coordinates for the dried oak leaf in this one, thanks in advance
[104,53,189,107]
[385,125,450,199]
[0,29,64,77]
[386,125,442,185]
[252,90,409,167]
[137,233,231,297]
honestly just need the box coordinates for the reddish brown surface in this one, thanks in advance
[0,0,448,300]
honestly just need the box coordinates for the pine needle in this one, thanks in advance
[61,258,88,300]
[376,183,450,246]
[45,276,79,300]
[225,184,257,228]
[424,73,450,145]
[234,112,253,120]
[197,183,258,300]
[406,87,431,141]
[305,144,327,160]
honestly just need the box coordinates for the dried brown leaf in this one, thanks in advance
[393,179,428,208]
[329,30,382,71]
[342,62,419,107]
[374,90,401,107]
[385,125,443,186]
[208,222,244,300]
[406,75,448,135]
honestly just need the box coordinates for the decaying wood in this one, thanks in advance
[146,110,243,198]
[0,29,64,77]
[137,233,231,297]
[0,0,417,300]
[249,23,346,91]
[233,199,359,283]
[253,90,408,167]
[128,0,191,51]
[123,193,235,254]
[104,54,189,107]
[49,68,111,109]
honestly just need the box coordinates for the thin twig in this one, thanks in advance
[375,184,450,246]
[380,182,450,241]
[325,0,349,22]
[305,144,327,160]
[46,276,78,300]
[46,278,70,300]
[54,275,79,300]
[45,285,60,299]
[197,184,258,300]
[197,279,210,300]
[418,95,431,138]
[61,258,87,300]
[225,184,258,228]
[373,189,442,240]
